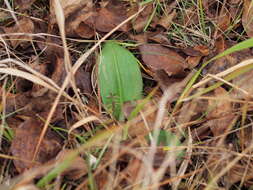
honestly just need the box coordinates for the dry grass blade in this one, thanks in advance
[2,0,253,189]
[0,58,60,90]
[0,79,7,147]
[0,68,57,92]
[193,58,253,88]
[205,141,253,190]
[68,116,100,134]
[207,74,252,98]
[141,72,194,188]
[172,129,193,189]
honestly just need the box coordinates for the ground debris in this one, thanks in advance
[10,118,61,173]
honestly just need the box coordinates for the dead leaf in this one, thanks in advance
[206,142,235,188]
[3,17,34,48]
[206,42,253,75]
[227,160,253,187]
[157,9,176,29]
[11,118,61,173]
[203,0,218,19]
[129,33,148,43]
[215,3,231,34]
[50,0,95,38]
[182,6,199,27]
[56,149,87,180]
[50,0,92,24]
[4,92,32,115]
[123,99,158,137]
[50,0,130,38]
[206,87,236,136]
[154,70,182,90]
[94,170,109,189]
[236,125,253,149]
[73,20,94,38]
[50,56,67,86]
[130,4,153,32]
[75,66,92,95]
[94,1,130,32]
[231,69,253,99]
[186,56,202,69]
[183,45,209,57]
[177,95,207,130]
[15,0,36,10]
[122,158,142,183]
[203,41,253,100]
[242,0,253,37]
[65,9,95,39]
[206,142,253,188]
[228,0,243,23]
[0,11,11,23]
[139,44,187,76]
[148,32,171,45]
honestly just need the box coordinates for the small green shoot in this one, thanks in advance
[2,125,13,142]
[98,42,143,120]
[149,130,184,158]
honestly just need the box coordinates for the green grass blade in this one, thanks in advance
[176,37,253,106]
[37,126,119,188]
[184,63,253,101]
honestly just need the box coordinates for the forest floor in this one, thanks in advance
[1,0,253,189]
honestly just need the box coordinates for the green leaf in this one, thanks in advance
[98,42,143,120]
[149,130,184,158]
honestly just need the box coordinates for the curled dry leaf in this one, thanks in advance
[242,0,253,37]
[50,0,92,24]
[65,6,94,38]
[183,45,209,68]
[3,17,34,48]
[139,44,187,76]
[183,45,209,57]
[11,118,61,173]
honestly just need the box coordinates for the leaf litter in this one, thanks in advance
[1,0,253,189]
